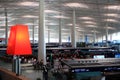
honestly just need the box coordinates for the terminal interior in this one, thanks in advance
[0,0,120,80]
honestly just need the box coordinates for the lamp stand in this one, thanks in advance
[12,55,21,76]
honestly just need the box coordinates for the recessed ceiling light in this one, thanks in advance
[91,30,100,33]
[29,29,32,32]
[18,2,39,6]
[0,29,5,30]
[104,5,120,10]
[83,21,96,24]
[105,27,116,30]
[75,27,79,28]
[85,25,97,28]
[62,33,69,34]
[63,2,88,8]
[78,29,85,32]
[0,16,6,19]
[22,15,38,18]
[35,26,38,28]
[53,15,69,19]
[103,13,118,17]
[45,10,59,13]
[66,23,79,26]
[66,23,72,26]
[25,23,34,25]
[62,29,70,31]
[104,19,118,22]
[46,23,58,25]
[79,17,94,20]
[46,29,53,31]
[87,34,93,36]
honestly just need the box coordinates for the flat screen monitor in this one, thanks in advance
[93,55,105,59]
[115,54,120,58]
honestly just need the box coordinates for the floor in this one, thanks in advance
[0,59,106,80]
[0,60,43,80]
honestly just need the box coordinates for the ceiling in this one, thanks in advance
[0,0,120,41]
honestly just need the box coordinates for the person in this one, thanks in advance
[43,65,48,80]
[39,59,43,69]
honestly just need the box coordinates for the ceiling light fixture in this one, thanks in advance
[22,15,38,18]
[83,21,96,24]
[85,25,97,28]
[46,23,58,25]
[105,27,116,30]
[62,29,70,31]
[75,27,79,28]
[91,30,100,33]
[104,5,120,10]
[63,2,88,8]
[87,34,93,36]
[45,10,59,13]
[18,1,39,6]
[0,29,5,30]
[78,29,85,31]
[66,23,79,26]
[53,15,69,19]
[103,13,118,17]
[46,29,53,31]
[104,19,118,22]
[79,17,94,20]
[25,23,33,25]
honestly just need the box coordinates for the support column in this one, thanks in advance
[5,8,8,45]
[85,35,88,43]
[38,0,46,65]
[68,36,70,42]
[106,28,109,47]
[71,10,76,48]
[48,30,50,43]
[93,29,96,46]
[82,32,85,42]
[32,20,35,44]
[110,34,112,41]
[59,17,62,46]
[93,29,96,43]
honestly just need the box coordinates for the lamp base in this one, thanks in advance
[12,56,21,76]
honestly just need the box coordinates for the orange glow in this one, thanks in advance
[7,24,32,55]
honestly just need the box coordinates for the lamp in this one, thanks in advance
[7,24,32,55]
[7,24,32,75]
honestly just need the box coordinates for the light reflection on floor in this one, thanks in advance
[22,69,43,80]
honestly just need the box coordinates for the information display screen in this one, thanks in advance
[93,55,105,59]
[115,54,120,58]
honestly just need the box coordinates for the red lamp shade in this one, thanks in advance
[7,24,32,55]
